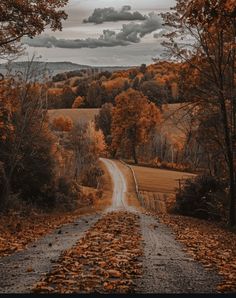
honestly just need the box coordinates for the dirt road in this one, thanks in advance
[0,213,102,293]
[0,159,221,293]
[102,159,221,293]
[100,158,127,210]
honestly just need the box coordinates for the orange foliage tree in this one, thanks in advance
[52,116,73,132]
[0,77,57,207]
[72,96,84,108]
[162,0,236,226]
[111,88,161,164]
[0,0,68,56]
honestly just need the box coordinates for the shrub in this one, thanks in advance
[38,177,80,211]
[72,96,84,108]
[174,175,227,220]
[52,116,73,132]
[81,166,104,188]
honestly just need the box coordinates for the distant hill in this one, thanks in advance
[0,61,134,77]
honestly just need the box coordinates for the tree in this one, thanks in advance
[0,0,68,56]
[60,86,76,108]
[162,0,236,226]
[68,121,106,186]
[86,81,106,108]
[132,76,140,89]
[95,103,113,146]
[52,116,73,132]
[111,88,161,164]
[140,80,166,106]
[0,75,57,207]
[72,96,84,108]
[140,64,147,74]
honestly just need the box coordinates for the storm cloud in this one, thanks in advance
[23,13,162,49]
[83,5,146,24]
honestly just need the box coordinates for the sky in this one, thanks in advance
[21,0,176,66]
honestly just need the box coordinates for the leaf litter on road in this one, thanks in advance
[155,212,236,293]
[0,208,99,258]
[33,211,143,294]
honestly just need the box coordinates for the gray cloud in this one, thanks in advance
[83,5,146,24]
[23,13,162,49]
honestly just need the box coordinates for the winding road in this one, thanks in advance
[0,158,221,293]
[101,159,221,293]
[100,158,127,210]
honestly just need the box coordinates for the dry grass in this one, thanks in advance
[95,160,113,210]
[48,108,100,126]
[131,165,195,194]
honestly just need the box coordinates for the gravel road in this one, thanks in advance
[0,213,101,293]
[136,214,221,293]
[0,158,221,293]
[100,158,136,212]
[101,159,221,293]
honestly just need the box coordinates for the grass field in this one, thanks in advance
[48,108,100,126]
[131,165,195,194]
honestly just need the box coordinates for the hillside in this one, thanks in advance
[0,61,133,76]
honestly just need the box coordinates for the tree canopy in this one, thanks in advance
[111,88,161,164]
[0,0,68,56]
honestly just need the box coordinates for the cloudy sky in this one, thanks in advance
[21,0,176,66]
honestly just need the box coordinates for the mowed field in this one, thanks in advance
[48,108,100,126]
[131,165,196,194]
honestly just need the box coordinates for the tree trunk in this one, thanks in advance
[132,144,138,164]
[220,100,236,227]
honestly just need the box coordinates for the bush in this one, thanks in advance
[52,116,73,132]
[38,177,80,211]
[81,166,104,188]
[174,175,227,220]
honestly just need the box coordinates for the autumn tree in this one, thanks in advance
[72,96,84,108]
[0,75,57,207]
[162,0,236,225]
[52,116,73,132]
[60,86,76,108]
[95,103,113,146]
[0,0,68,57]
[86,81,106,108]
[111,88,161,164]
[68,121,106,187]
[140,80,166,107]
